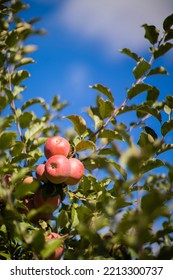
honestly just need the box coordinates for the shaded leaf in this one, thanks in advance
[142,24,160,44]
[154,42,173,59]
[0,131,17,149]
[166,95,173,109]
[127,84,153,100]
[119,48,140,61]
[146,87,160,103]
[136,104,162,122]
[133,58,150,79]
[41,238,63,259]
[110,161,127,180]
[11,70,30,85]
[10,141,25,156]
[144,126,158,140]
[141,159,165,174]
[19,112,33,129]
[163,14,173,31]
[161,120,173,136]
[90,84,114,102]
[14,180,39,199]
[66,115,87,136]
[147,66,168,76]
[98,97,114,119]
[5,30,19,47]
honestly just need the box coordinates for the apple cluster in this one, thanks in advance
[20,136,85,220]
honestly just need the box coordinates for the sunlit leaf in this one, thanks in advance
[11,70,30,85]
[66,115,87,136]
[75,140,96,152]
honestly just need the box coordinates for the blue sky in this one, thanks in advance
[21,0,173,145]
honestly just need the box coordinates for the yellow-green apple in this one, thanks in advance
[33,187,61,213]
[65,158,84,185]
[44,136,70,159]
[23,176,36,184]
[36,163,48,182]
[45,232,64,260]
[45,155,71,184]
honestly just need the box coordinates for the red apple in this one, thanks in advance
[45,232,64,260]
[65,158,84,185]
[36,163,48,182]
[45,155,71,184]
[33,187,61,213]
[44,136,70,159]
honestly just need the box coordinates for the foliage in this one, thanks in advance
[0,1,173,260]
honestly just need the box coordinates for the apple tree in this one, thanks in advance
[0,0,173,260]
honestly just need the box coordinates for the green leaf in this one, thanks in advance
[163,14,173,31]
[25,122,45,141]
[19,112,33,129]
[0,131,17,149]
[5,30,19,47]
[147,66,168,76]
[88,106,103,130]
[161,120,173,136]
[146,87,160,103]
[154,42,173,59]
[133,58,150,79]
[141,159,165,174]
[142,24,160,44]
[144,126,158,140]
[90,84,114,102]
[14,180,39,199]
[136,105,162,122]
[0,96,8,110]
[21,97,48,111]
[15,57,35,69]
[11,70,30,85]
[10,141,25,156]
[164,30,173,42]
[0,115,14,132]
[41,238,63,259]
[127,84,153,100]
[98,129,123,141]
[66,115,87,136]
[119,48,140,61]
[98,97,114,119]
[71,206,79,228]
[166,95,173,109]
[75,140,96,152]
[56,210,69,228]
[110,161,127,180]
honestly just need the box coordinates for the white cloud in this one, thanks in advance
[54,0,173,55]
